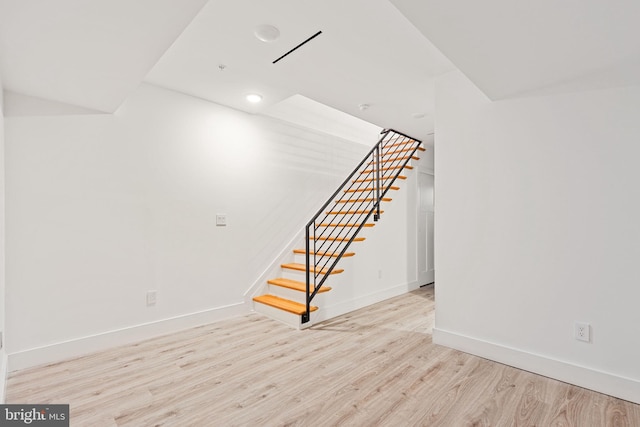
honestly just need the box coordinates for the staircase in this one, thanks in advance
[253,129,424,328]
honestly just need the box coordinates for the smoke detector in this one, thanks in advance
[254,25,280,43]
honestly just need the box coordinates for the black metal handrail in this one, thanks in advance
[302,129,423,323]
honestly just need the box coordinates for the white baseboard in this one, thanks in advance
[0,350,7,403]
[315,280,421,323]
[8,302,248,373]
[433,327,640,405]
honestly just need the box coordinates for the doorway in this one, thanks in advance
[418,172,435,285]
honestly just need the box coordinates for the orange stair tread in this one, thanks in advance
[345,186,399,193]
[317,223,375,228]
[268,278,332,293]
[282,262,344,274]
[385,141,415,149]
[293,249,355,257]
[253,294,318,315]
[361,165,414,173]
[384,144,424,153]
[335,197,392,203]
[385,139,418,147]
[353,176,406,183]
[368,155,419,164]
[311,236,365,242]
[384,147,423,155]
[326,210,384,215]
[360,165,413,173]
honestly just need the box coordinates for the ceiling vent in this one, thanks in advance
[273,31,322,64]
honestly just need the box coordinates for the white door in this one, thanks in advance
[418,172,435,285]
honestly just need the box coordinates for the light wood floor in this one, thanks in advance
[7,285,640,426]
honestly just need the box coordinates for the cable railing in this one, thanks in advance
[302,129,422,323]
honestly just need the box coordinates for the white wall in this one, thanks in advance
[263,94,383,147]
[0,77,7,401]
[4,83,367,366]
[434,70,640,403]
[5,83,421,369]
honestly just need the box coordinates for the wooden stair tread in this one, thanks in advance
[345,186,399,193]
[282,262,344,274]
[353,176,405,183]
[253,294,318,315]
[268,278,332,293]
[385,140,416,149]
[327,209,384,215]
[317,223,375,228]
[335,197,392,203]
[368,155,419,164]
[310,236,365,242]
[293,249,355,258]
[384,147,423,155]
[383,142,425,152]
[361,165,413,173]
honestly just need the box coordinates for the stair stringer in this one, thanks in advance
[243,230,305,306]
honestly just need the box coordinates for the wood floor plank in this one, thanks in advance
[6,285,639,427]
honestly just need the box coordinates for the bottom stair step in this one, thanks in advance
[253,294,318,315]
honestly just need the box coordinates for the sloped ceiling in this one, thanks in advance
[0,0,209,113]
[144,0,454,140]
[389,0,640,99]
[0,0,454,140]
[3,1,635,139]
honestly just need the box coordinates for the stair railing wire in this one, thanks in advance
[302,129,422,323]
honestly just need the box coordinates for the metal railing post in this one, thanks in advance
[374,144,381,221]
[303,225,310,323]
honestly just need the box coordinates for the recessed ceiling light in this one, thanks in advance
[358,103,370,111]
[412,113,426,119]
[246,93,263,103]
[254,25,280,43]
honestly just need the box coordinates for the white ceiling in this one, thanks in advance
[2,1,638,140]
[390,0,640,100]
[0,0,208,112]
[0,0,454,140]
[144,0,454,140]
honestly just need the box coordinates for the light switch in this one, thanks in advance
[216,214,227,226]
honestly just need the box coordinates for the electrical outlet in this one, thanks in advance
[574,322,590,342]
[147,290,157,306]
[216,214,227,226]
